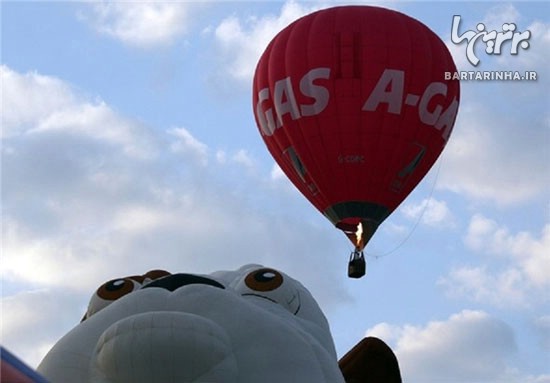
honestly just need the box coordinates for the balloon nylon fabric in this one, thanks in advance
[253,6,459,247]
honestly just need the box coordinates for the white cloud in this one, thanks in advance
[439,266,528,308]
[215,149,259,171]
[441,6,548,207]
[481,4,521,30]
[439,100,548,205]
[82,2,191,47]
[465,215,550,287]
[270,163,284,181]
[364,310,550,383]
[231,149,256,170]
[1,66,350,365]
[268,163,303,197]
[2,219,109,290]
[1,65,76,137]
[438,215,550,308]
[510,19,550,70]
[481,6,549,71]
[213,1,325,82]
[2,289,86,368]
[111,205,179,233]
[1,65,157,159]
[168,126,209,166]
[401,198,454,227]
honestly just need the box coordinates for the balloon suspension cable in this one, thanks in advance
[360,155,445,259]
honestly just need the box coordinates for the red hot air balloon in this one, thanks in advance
[252,6,460,277]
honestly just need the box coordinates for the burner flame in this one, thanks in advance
[355,222,364,250]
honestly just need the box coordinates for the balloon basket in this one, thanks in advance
[348,250,366,279]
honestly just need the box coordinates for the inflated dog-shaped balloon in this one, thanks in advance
[37,265,401,383]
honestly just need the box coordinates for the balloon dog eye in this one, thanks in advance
[244,268,283,292]
[97,278,137,301]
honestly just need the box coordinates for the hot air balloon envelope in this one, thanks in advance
[253,5,460,250]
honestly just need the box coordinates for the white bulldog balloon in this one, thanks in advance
[37,265,346,383]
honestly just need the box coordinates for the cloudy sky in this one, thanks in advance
[2,1,549,382]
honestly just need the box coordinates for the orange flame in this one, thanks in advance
[355,222,363,249]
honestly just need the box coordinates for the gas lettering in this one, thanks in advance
[256,67,458,142]
[362,69,404,114]
[362,69,458,142]
[256,68,331,136]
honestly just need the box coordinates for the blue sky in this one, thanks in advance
[2,1,549,382]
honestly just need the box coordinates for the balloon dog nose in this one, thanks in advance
[142,273,225,292]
